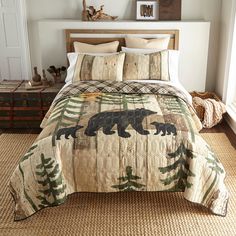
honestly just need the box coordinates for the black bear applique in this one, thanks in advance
[56,125,84,140]
[151,122,177,136]
[85,108,156,138]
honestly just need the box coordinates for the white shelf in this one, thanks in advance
[37,19,207,23]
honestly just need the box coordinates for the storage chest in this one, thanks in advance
[0,80,63,128]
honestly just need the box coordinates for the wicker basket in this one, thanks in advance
[190,91,221,121]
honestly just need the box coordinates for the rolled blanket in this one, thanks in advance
[193,97,226,128]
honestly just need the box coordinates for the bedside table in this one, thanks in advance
[0,80,64,129]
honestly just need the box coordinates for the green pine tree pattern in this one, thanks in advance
[112,166,145,191]
[202,147,224,202]
[36,154,67,208]
[159,142,196,191]
[96,93,150,110]
[18,144,39,212]
[47,96,86,146]
[20,144,38,163]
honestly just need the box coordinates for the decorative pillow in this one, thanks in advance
[74,41,119,53]
[122,48,179,83]
[72,53,125,82]
[123,51,170,81]
[125,37,170,50]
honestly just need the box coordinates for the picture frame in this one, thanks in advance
[159,0,181,21]
[136,0,159,21]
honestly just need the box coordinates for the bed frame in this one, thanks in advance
[65,29,179,53]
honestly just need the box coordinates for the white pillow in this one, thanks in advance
[125,37,170,50]
[121,47,161,54]
[121,48,180,84]
[169,50,180,84]
[65,53,78,84]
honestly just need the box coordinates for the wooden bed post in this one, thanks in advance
[65,29,179,53]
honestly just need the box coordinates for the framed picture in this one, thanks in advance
[136,0,159,21]
[159,0,181,21]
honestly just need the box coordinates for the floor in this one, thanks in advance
[0,128,41,135]
[200,119,236,149]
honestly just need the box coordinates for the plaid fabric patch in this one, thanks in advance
[54,81,189,106]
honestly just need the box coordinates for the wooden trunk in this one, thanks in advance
[0,80,63,128]
[159,0,181,21]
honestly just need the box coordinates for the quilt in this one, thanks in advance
[9,81,229,220]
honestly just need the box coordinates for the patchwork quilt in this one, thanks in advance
[9,81,229,220]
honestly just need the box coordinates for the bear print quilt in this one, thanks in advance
[9,80,229,220]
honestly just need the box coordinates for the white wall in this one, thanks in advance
[36,20,210,92]
[26,0,221,91]
[26,0,205,21]
[202,0,222,91]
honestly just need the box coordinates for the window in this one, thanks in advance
[225,9,236,122]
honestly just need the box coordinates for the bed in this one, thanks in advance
[9,29,229,221]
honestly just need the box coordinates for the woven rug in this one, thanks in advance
[0,133,236,236]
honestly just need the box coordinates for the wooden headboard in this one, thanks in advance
[65,29,179,53]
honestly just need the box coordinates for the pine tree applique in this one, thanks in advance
[202,147,224,202]
[20,144,38,163]
[47,96,86,146]
[36,154,67,208]
[159,142,196,191]
[18,144,39,212]
[112,166,145,191]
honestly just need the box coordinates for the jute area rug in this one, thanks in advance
[0,133,236,236]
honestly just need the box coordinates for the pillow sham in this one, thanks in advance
[74,41,119,53]
[70,53,125,83]
[125,37,170,50]
[122,48,179,83]
[123,50,170,81]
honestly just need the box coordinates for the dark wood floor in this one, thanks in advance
[200,120,236,149]
[200,120,236,148]
[0,128,42,135]
[1,119,236,149]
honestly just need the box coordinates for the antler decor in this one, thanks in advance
[82,0,118,21]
